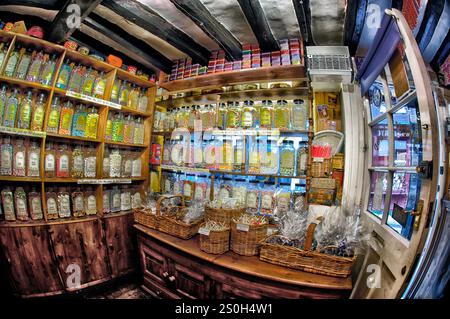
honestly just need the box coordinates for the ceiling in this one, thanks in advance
[0,0,448,76]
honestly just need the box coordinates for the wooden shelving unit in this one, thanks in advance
[0,30,156,225]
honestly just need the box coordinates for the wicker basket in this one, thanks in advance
[259,221,356,277]
[205,204,245,225]
[230,219,268,256]
[199,222,230,254]
[159,208,203,240]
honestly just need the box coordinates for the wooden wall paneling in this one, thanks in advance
[103,212,136,278]
[48,219,110,291]
[0,225,64,297]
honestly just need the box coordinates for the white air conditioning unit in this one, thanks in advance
[306,46,353,90]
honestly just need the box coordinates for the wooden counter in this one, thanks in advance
[135,224,352,299]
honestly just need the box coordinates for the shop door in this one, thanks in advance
[351,9,443,298]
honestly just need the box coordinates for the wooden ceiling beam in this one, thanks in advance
[47,0,103,43]
[292,0,315,45]
[169,0,242,61]
[83,13,173,73]
[236,0,279,51]
[102,0,210,65]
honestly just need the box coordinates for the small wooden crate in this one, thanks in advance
[259,221,356,278]
[332,153,345,170]
[230,219,268,256]
[205,204,245,225]
[311,158,331,177]
[199,223,230,255]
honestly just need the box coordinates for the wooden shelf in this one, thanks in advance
[119,106,152,117]
[44,177,85,183]
[0,76,52,91]
[105,141,148,148]
[0,126,46,138]
[46,132,101,143]
[161,165,210,174]
[116,68,156,88]
[159,65,307,93]
[156,93,218,108]
[210,170,307,179]
[219,86,310,100]
[0,215,99,228]
[0,176,41,182]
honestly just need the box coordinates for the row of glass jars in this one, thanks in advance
[159,99,309,132]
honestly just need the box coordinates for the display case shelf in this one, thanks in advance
[0,126,46,138]
[0,176,42,182]
[105,141,147,148]
[159,65,307,93]
[0,75,53,92]
[45,132,101,143]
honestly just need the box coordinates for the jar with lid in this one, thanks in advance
[27,140,40,177]
[188,105,198,130]
[233,138,245,172]
[71,187,85,217]
[217,102,227,129]
[44,142,56,178]
[241,100,256,129]
[259,100,274,129]
[279,140,296,176]
[14,187,28,221]
[56,144,70,178]
[297,145,308,176]
[2,187,16,221]
[45,187,59,220]
[131,153,142,177]
[291,99,308,130]
[110,186,121,213]
[120,186,132,211]
[84,187,97,215]
[57,187,71,218]
[121,151,132,178]
[13,138,26,177]
[247,137,260,174]
[274,100,290,130]
[71,144,84,178]
[109,148,122,178]
[102,148,110,178]
[103,188,111,214]
[28,187,43,220]
[260,138,279,174]
[84,145,97,178]
[226,101,241,129]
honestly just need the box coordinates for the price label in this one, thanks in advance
[198,227,210,236]
[66,91,122,109]
[236,223,249,232]
[313,157,324,163]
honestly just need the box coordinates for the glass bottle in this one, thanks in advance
[56,143,70,178]
[128,84,139,109]
[46,97,60,133]
[275,100,290,130]
[30,93,46,131]
[85,107,99,139]
[226,101,241,129]
[71,104,87,137]
[110,186,121,213]
[119,80,130,106]
[17,90,33,129]
[14,187,28,221]
[3,45,20,77]
[131,188,142,209]
[81,67,96,96]
[40,53,57,86]
[260,100,274,129]
[109,148,122,178]
[28,187,43,220]
[0,84,7,125]
[112,112,124,142]
[291,99,308,130]
[261,138,279,174]
[102,148,110,178]
[71,144,84,178]
[242,100,256,129]
[14,47,32,80]
[233,138,245,172]
[111,79,120,103]
[26,50,45,82]
[84,145,96,178]
[133,117,144,145]
[1,187,16,221]
[57,187,71,218]
[84,187,97,215]
[279,140,296,176]
[297,145,308,176]
[138,88,148,112]
[0,136,13,175]
[27,140,40,177]
[58,100,74,135]
[55,59,72,89]
[45,187,59,220]
[67,63,84,93]
[123,115,134,144]
[105,112,114,141]
[247,137,260,174]
[3,88,19,128]
[120,186,131,211]
[121,151,132,178]
[71,187,85,217]
[44,142,56,178]
[131,153,142,177]
[12,138,26,177]
[0,42,8,70]
[103,188,111,214]
[217,102,227,129]
[92,71,106,99]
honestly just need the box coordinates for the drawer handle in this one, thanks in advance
[168,275,176,282]
[162,272,169,278]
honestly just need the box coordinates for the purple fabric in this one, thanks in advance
[356,14,402,95]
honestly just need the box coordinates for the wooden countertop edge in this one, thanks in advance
[134,224,353,291]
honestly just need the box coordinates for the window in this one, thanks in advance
[366,72,422,240]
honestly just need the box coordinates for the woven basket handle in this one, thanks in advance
[304,217,323,251]
[156,195,185,217]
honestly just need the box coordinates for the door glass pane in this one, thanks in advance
[368,81,388,119]
[388,172,421,240]
[372,119,389,167]
[393,100,422,167]
[368,171,389,219]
